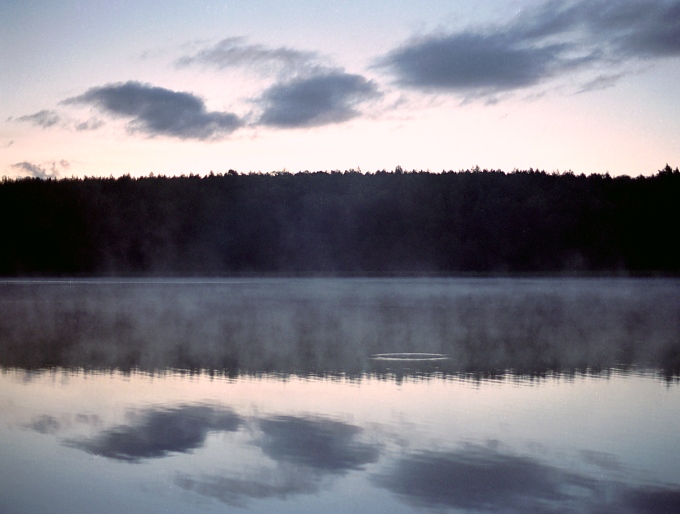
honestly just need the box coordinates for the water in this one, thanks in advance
[1,278,679,513]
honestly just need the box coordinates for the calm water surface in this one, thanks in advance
[1,278,679,513]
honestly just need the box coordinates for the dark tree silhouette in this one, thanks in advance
[0,166,678,275]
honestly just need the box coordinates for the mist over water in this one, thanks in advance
[1,278,679,513]
[0,277,678,379]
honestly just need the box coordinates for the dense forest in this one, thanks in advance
[1,165,678,275]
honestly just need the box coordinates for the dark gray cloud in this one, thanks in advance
[374,444,593,512]
[257,71,380,128]
[10,161,65,180]
[176,37,320,77]
[177,39,381,129]
[622,486,680,514]
[10,161,48,179]
[63,81,243,140]
[65,405,242,462]
[379,0,680,98]
[515,0,680,58]
[257,415,380,472]
[375,444,680,513]
[378,33,584,95]
[11,109,62,128]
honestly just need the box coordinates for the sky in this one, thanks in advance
[2,0,680,179]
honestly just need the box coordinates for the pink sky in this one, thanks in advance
[2,0,679,178]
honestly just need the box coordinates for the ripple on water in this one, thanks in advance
[370,353,450,362]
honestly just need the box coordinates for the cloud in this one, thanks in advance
[25,412,102,435]
[26,415,62,435]
[176,37,320,78]
[580,449,623,472]
[256,71,380,128]
[176,38,383,129]
[176,415,381,507]
[65,404,242,462]
[375,443,680,513]
[10,109,103,132]
[10,160,67,179]
[622,486,680,514]
[176,466,322,507]
[10,161,48,178]
[11,109,62,128]
[374,444,593,511]
[257,415,380,472]
[63,81,243,140]
[378,0,680,99]
[378,33,585,96]
[75,117,105,131]
[576,72,627,94]
[516,0,680,59]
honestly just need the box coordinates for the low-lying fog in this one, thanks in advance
[2,277,678,379]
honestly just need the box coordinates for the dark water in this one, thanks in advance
[1,278,679,513]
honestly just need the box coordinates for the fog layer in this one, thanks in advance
[1,278,677,379]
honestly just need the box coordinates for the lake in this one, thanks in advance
[1,278,679,513]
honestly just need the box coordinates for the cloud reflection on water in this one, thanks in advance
[49,402,680,512]
[26,414,62,435]
[64,405,241,462]
[175,466,324,507]
[30,405,380,470]
[258,415,380,472]
[376,444,592,512]
[375,443,680,513]
[27,401,382,507]
[175,415,381,507]
[14,377,680,512]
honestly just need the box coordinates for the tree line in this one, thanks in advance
[1,165,678,275]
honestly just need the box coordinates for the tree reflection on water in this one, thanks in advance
[1,278,678,380]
